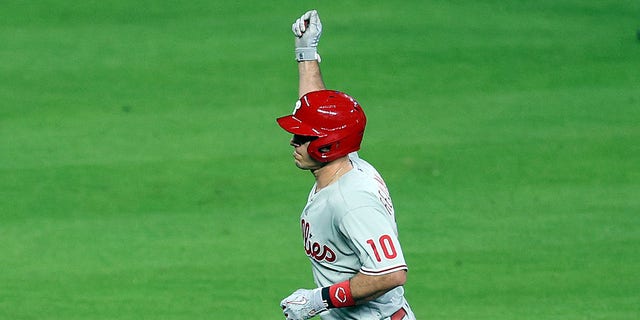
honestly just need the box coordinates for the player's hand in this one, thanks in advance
[292,9,322,47]
[292,9,322,61]
[280,288,327,320]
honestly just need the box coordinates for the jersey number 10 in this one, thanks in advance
[366,235,397,262]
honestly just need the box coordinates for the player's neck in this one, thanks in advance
[312,157,352,192]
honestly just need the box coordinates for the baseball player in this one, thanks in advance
[277,10,416,320]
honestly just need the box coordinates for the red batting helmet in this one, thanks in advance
[277,90,367,162]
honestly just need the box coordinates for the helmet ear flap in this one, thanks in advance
[308,128,363,163]
[307,138,333,162]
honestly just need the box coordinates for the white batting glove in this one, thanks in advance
[292,10,322,62]
[280,288,328,320]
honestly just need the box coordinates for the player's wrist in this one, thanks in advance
[321,280,356,308]
[295,48,321,62]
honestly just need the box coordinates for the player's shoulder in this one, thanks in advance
[332,155,384,206]
[348,152,378,176]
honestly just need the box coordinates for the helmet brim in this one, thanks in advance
[276,115,326,137]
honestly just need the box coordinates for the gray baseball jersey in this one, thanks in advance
[299,153,413,320]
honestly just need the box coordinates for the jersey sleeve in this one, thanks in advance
[337,206,408,275]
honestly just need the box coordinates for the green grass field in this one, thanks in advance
[1,1,639,319]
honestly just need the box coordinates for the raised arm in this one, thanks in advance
[292,10,326,97]
[298,61,325,98]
